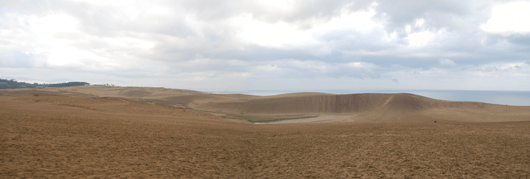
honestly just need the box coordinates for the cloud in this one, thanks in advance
[251,59,379,79]
[232,13,318,48]
[478,61,527,74]
[406,30,438,47]
[1,0,529,91]
[370,0,472,33]
[380,61,530,90]
[256,64,280,72]
[347,62,377,69]
[439,59,456,66]
[481,1,530,35]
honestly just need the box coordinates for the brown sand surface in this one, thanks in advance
[26,86,530,124]
[1,89,530,178]
[196,93,530,122]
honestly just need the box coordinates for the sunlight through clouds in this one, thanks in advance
[406,30,437,47]
[234,13,317,48]
[234,2,380,49]
[255,0,295,12]
[481,1,530,35]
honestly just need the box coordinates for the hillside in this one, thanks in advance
[195,92,530,123]
[2,86,529,123]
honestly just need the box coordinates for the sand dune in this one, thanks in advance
[1,89,530,178]
[5,86,530,123]
[196,93,530,123]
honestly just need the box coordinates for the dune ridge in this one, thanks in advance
[195,93,530,123]
[3,86,530,123]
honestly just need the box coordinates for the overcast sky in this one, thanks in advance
[1,0,529,92]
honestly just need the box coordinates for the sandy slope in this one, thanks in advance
[15,86,530,124]
[196,92,530,123]
[1,91,529,178]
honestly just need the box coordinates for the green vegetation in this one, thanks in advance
[220,113,318,123]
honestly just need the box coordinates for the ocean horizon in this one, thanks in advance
[212,90,530,106]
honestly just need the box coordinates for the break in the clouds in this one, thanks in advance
[1,0,529,91]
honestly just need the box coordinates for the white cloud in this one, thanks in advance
[381,62,530,91]
[255,0,295,12]
[346,62,377,69]
[439,59,455,66]
[314,4,379,33]
[233,14,317,48]
[287,60,330,72]
[406,30,436,47]
[415,18,425,27]
[256,64,280,72]
[405,25,411,33]
[480,1,530,35]
[1,0,530,91]
[233,3,380,49]
[479,62,527,73]
[385,31,398,41]
[260,60,377,78]
[172,71,253,81]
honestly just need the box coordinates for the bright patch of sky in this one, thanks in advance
[480,1,530,35]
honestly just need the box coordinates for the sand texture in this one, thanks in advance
[1,87,530,178]
[31,85,530,123]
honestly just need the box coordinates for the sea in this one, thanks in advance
[212,90,530,106]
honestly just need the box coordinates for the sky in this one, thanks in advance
[1,0,530,92]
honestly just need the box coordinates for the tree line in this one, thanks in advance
[0,78,89,89]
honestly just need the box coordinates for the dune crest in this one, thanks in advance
[3,86,529,123]
[196,93,530,123]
